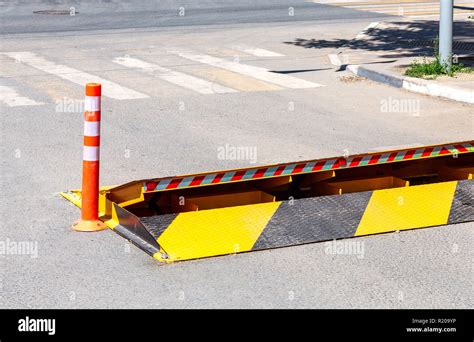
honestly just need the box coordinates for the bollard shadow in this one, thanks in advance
[284,20,474,58]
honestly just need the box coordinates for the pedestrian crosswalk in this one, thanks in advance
[314,0,474,17]
[0,46,323,107]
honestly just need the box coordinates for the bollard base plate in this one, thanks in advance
[73,219,107,232]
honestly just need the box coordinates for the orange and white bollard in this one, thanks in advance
[73,83,106,232]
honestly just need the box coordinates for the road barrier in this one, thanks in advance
[72,83,106,232]
[61,85,474,262]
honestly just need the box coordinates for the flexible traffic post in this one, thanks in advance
[73,83,106,231]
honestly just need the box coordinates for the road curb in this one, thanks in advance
[347,64,474,105]
[327,21,381,67]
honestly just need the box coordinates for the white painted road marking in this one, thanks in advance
[0,85,44,107]
[83,145,99,161]
[112,56,237,94]
[169,49,323,89]
[84,121,100,136]
[84,96,101,111]
[232,46,284,57]
[355,22,379,40]
[2,52,149,100]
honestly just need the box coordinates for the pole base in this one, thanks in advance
[73,219,107,232]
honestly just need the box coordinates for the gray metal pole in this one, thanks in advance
[439,0,454,71]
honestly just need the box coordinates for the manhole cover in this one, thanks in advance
[33,10,78,15]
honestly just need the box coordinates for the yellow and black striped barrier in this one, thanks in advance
[61,140,474,263]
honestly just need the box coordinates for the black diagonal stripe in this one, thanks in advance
[140,213,178,240]
[448,180,474,224]
[252,191,372,251]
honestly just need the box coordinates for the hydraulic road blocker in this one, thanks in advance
[61,139,474,263]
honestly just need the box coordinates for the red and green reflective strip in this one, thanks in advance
[144,142,474,192]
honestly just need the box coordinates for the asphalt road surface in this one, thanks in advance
[0,1,472,308]
[0,0,386,34]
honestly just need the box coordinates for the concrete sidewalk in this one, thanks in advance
[329,18,474,104]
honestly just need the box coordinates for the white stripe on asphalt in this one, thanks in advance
[84,121,100,137]
[169,49,323,89]
[112,56,237,94]
[232,46,284,57]
[85,96,101,111]
[0,85,44,107]
[2,52,149,100]
[355,22,379,40]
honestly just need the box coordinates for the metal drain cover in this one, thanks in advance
[33,10,78,15]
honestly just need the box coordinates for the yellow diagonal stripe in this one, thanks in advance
[355,181,457,236]
[158,202,281,261]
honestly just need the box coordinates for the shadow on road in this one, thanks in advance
[284,20,474,58]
